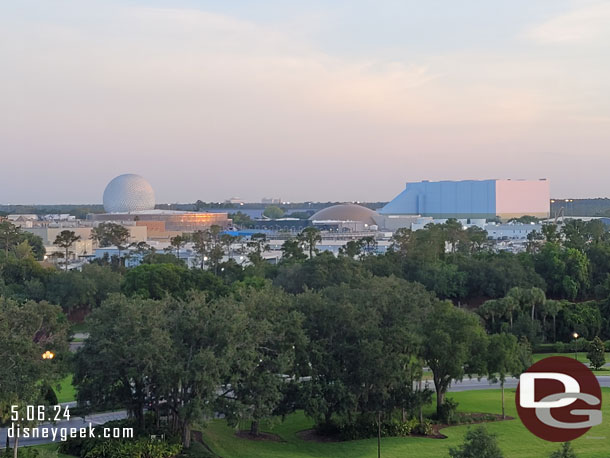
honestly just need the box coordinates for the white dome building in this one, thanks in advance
[103,174,155,213]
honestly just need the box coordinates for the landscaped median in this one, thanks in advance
[200,389,610,458]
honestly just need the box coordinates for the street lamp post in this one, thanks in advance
[572,332,579,361]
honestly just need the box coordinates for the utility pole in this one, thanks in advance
[377,411,381,458]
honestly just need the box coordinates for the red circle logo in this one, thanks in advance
[516,356,602,442]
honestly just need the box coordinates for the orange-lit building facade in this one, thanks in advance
[89,210,231,238]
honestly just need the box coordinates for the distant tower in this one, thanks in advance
[103,174,155,213]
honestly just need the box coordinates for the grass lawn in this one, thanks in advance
[202,388,610,458]
[54,374,76,404]
[532,353,610,376]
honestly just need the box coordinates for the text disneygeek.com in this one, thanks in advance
[7,423,134,442]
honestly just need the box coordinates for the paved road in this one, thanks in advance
[0,410,127,449]
[446,375,610,392]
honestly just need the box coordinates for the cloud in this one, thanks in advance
[525,2,610,45]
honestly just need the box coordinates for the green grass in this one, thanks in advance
[202,388,610,458]
[532,353,610,375]
[54,374,76,403]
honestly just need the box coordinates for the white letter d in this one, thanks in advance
[520,373,580,408]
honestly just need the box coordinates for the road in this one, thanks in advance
[446,375,610,392]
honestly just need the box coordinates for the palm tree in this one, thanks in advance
[502,296,518,329]
[527,287,546,322]
[544,300,563,342]
[53,230,81,271]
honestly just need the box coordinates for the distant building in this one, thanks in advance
[262,197,282,204]
[225,197,245,205]
[380,179,550,220]
[89,210,231,240]
[310,204,381,232]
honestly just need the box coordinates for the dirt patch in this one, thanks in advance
[296,429,343,442]
[235,430,284,442]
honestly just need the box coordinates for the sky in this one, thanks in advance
[1,0,609,204]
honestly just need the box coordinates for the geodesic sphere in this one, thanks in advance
[103,174,155,213]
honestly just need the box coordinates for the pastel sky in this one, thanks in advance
[1,0,609,204]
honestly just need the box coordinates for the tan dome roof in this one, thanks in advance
[310,204,380,225]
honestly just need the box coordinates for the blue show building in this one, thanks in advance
[380,179,550,220]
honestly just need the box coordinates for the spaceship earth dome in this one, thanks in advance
[103,174,155,213]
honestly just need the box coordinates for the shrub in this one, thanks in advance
[413,419,433,436]
[84,439,181,458]
[587,336,606,370]
[549,441,577,458]
[438,398,459,423]
[449,426,504,458]
[336,415,421,440]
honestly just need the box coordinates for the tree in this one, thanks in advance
[587,336,606,370]
[487,333,529,418]
[191,229,212,269]
[390,227,413,255]
[222,286,305,436]
[338,240,363,259]
[507,287,546,322]
[544,300,563,342]
[122,263,226,300]
[220,233,239,261]
[549,442,577,458]
[298,227,321,258]
[526,230,545,254]
[73,295,172,429]
[542,224,560,243]
[359,236,377,255]
[263,205,284,219]
[281,239,307,262]
[464,226,488,254]
[19,231,45,260]
[448,426,504,458]
[0,220,21,256]
[247,233,270,266]
[502,296,519,329]
[91,223,130,263]
[421,301,488,416]
[0,298,69,456]
[170,234,189,260]
[442,218,465,254]
[163,293,245,448]
[53,230,81,271]
[297,277,434,429]
[478,299,506,330]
